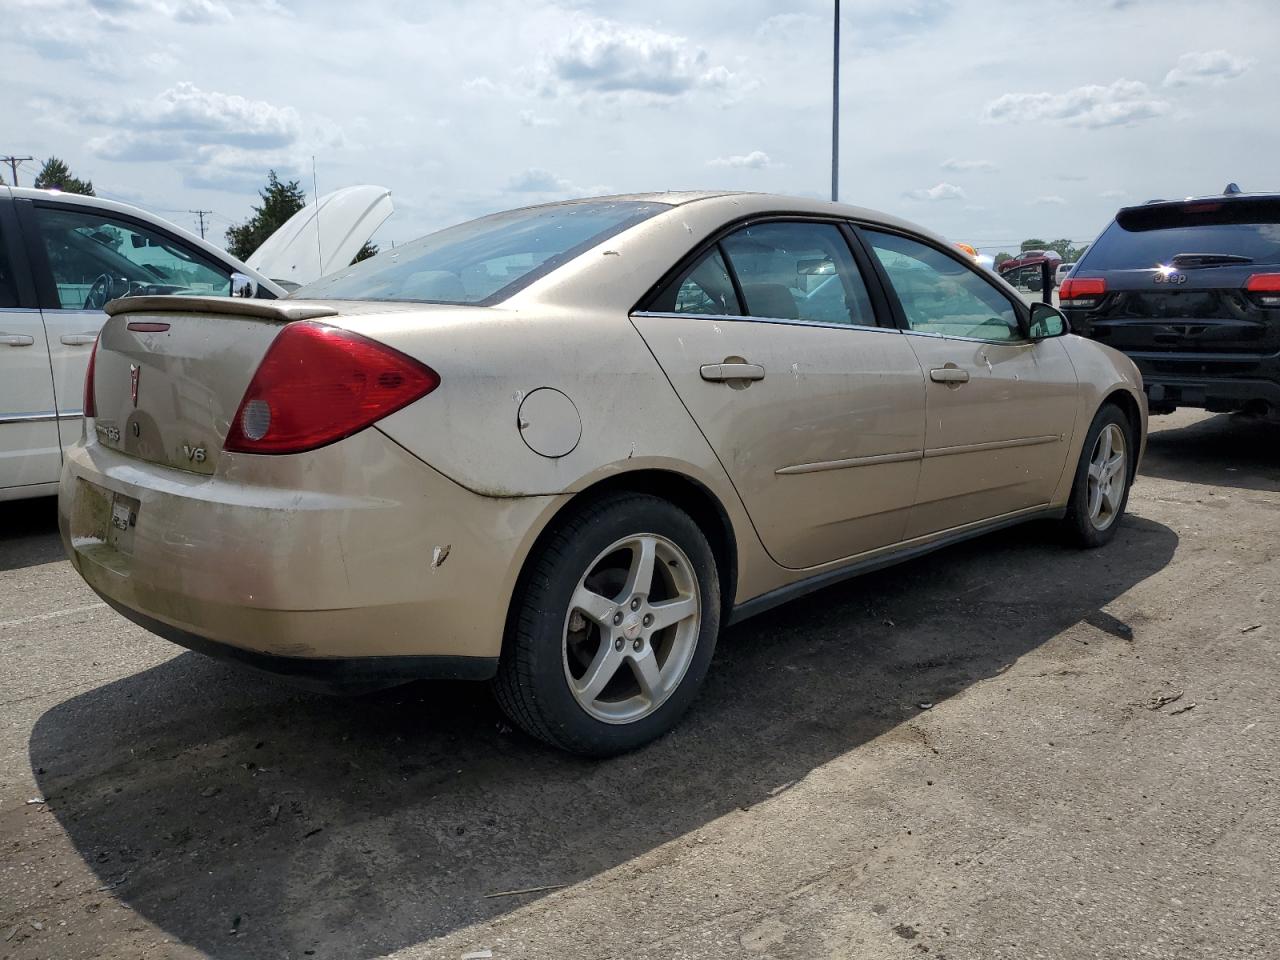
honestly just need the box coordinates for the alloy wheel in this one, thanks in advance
[561,534,701,724]
[1086,423,1127,531]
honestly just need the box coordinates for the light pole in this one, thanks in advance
[831,0,841,202]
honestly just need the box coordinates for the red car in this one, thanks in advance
[998,249,1063,289]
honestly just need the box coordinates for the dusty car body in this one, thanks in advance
[59,192,1146,754]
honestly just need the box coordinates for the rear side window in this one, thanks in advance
[0,220,17,307]
[650,247,741,315]
[1084,199,1280,270]
[721,221,877,326]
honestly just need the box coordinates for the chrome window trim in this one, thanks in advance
[632,310,903,335]
[902,329,1033,347]
[0,307,45,315]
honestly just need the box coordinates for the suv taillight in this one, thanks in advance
[1246,273,1280,307]
[224,322,440,455]
[1059,277,1106,309]
[83,334,99,418]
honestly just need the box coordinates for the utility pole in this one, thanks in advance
[1,156,35,186]
[189,209,211,240]
[831,0,840,203]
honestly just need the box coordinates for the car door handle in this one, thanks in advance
[60,333,98,346]
[929,367,970,383]
[0,334,35,347]
[700,362,765,382]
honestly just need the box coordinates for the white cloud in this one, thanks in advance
[1032,195,1067,206]
[905,182,966,202]
[519,110,559,128]
[941,158,995,172]
[982,79,1171,128]
[1164,50,1252,87]
[540,18,745,100]
[1100,189,1127,199]
[707,150,772,169]
[506,168,572,192]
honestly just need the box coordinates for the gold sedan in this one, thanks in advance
[59,192,1145,755]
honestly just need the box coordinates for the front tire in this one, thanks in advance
[494,493,721,757]
[1062,403,1134,548]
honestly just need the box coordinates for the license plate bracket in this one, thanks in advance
[108,493,140,554]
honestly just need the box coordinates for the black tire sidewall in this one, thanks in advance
[507,495,721,756]
[1066,403,1135,547]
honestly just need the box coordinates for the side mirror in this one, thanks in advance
[230,272,258,298]
[1028,301,1070,339]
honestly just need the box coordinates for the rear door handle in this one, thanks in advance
[929,367,970,383]
[60,333,98,346]
[700,362,765,382]
[0,334,35,347]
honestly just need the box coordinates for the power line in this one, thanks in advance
[1,156,35,186]
[189,209,211,240]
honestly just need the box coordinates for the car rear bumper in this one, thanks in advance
[1126,352,1280,411]
[59,428,562,672]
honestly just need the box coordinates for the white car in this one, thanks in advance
[1056,262,1076,285]
[0,185,389,500]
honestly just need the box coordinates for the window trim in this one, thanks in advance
[18,198,243,311]
[849,221,1033,344]
[0,198,38,308]
[635,213,898,332]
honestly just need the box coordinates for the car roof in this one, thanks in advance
[5,186,283,296]
[1122,190,1280,214]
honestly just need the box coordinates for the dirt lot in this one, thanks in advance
[1,409,1277,960]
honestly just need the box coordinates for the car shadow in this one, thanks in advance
[29,514,1177,958]
[0,495,64,572]
[1140,412,1280,493]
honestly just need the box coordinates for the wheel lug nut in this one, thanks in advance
[633,638,643,651]
[642,614,653,627]
[630,598,641,611]
[612,611,623,625]
[614,637,624,651]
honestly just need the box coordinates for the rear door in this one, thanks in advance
[0,195,61,493]
[631,219,926,570]
[859,228,1077,538]
[1066,199,1280,360]
[21,199,238,451]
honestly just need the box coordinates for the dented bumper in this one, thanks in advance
[58,426,562,674]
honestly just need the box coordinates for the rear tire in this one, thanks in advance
[494,493,720,757]
[1062,403,1134,548]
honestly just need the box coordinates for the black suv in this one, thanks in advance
[1060,189,1280,416]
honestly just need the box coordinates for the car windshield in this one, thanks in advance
[1086,198,1280,269]
[292,199,669,304]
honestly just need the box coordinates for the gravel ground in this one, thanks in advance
[1,408,1277,960]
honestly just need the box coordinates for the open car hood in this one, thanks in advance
[246,184,392,289]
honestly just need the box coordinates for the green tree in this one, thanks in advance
[34,156,94,195]
[352,241,378,263]
[225,170,307,261]
[994,252,1012,267]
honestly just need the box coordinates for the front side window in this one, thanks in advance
[865,229,1023,342]
[0,220,18,308]
[295,200,669,304]
[34,206,231,310]
[721,221,877,326]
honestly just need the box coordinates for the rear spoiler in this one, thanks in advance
[104,295,339,323]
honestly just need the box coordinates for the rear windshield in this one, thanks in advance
[292,199,668,304]
[1084,198,1280,270]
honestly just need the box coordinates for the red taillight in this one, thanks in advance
[83,335,99,418]
[1059,278,1107,301]
[1245,273,1280,292]
[1247,273,1280,307]
[224,322,440,455]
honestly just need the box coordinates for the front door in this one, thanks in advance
[0,209,60,493]
[25,200,237,448]
[632,220,927,570]
[861,229,1078,538]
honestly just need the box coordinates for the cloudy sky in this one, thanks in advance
[4,0,1275,253]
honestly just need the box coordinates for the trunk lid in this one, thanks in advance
[92,296,339,474]
[1080,265,1280,355]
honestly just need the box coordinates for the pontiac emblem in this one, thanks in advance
[129,364,140,407]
